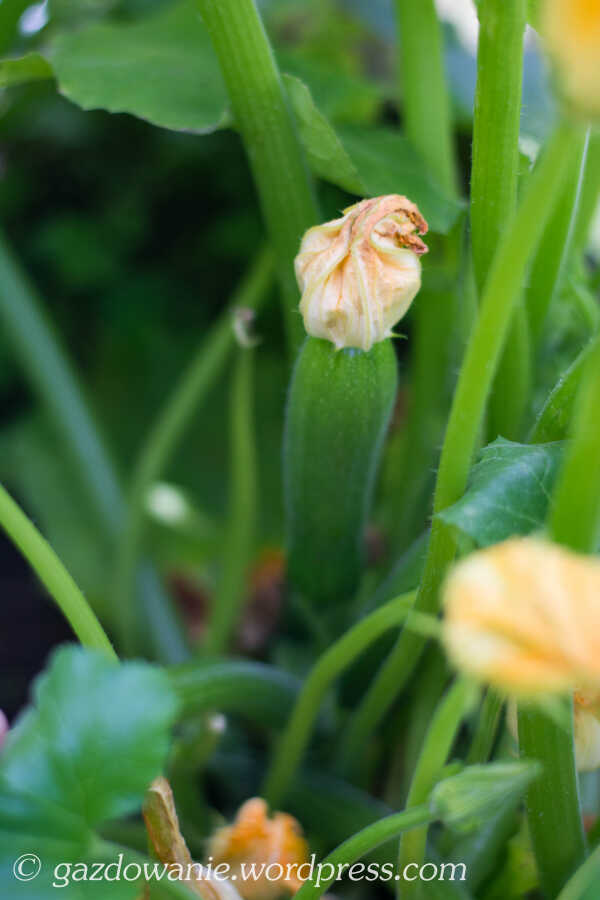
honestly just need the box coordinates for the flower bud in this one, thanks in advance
[295,195,428,351]
[207,798,309,898]
[541,0,600,119]
[442,538,600,695]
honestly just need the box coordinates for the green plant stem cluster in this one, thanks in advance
[196,0,318,354]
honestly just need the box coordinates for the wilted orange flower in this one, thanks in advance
[542,0,600,117]
[442,538,600,695]
[295,195,428,351]
[208,798,309,899]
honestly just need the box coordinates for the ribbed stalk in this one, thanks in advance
[339,119,582,774]
[196,0,319,354]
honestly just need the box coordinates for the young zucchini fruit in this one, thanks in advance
[284,337,398,604]
[284,195,428,608]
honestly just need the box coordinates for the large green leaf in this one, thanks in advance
[284,74,463,233]
[0,646,179,897]
[51,1,230,133]
[0,53,53,88]
[437,438,564,547]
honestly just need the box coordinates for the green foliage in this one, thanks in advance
[0,646,179,896]
[51,2,230,133]
[0,53,53,88]
[431,762,542,835]
[284,74,464,233]
[438,438,564,547]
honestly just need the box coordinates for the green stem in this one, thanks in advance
[0,231,186,661]
[571,133,600,258]
[338,118,582,775]
[467,689,504,765]
[489,306,531,440]
[204,344,257,654]
[517,334,600,896]
[170,659,300,729]
[526,129,590,351]
[0,232,123,538]
[385,281,459,549]
[518,701,585,897]
[196,0,318,354]
[529,333,600,443]
[388,0,460,550]
[549,336,600,552]
[263,592,416,809]
[398,678,474,899]
[115,248,273,654]
[0,483,117,660]
[294,805,433,900]
[395,0,457,195]
[470,0,528,441]
[557,843,600,900]
[470,0,526,288]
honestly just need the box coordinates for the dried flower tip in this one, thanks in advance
[233,307,260,348]
[295,195,428,351]
[143,777,242,900]
[542,0,600,118]
[207,798,309,898]
[442,537,600,696]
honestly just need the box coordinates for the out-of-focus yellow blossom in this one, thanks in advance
[295,195,428,351]
[442,537,600,695]
[541,0,600,118]
[207,797,309,899]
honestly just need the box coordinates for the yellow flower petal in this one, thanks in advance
[442,538,600,695]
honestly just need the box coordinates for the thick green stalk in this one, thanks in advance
[470,0,527,288]
[263,592,415,809]
[549,336,600,551]
[0,231,187,661]
[517,339,600,896]
[170,660,300,728]
[398,679,474,899]
[294,806,433,900]
[389,0,460,550]
[571,133,600,258]
[196,0,318,353]
[470,0,528,441]
[518,702,585,897]
[0,483,117,661]
[385,281,458,548]
[395,0,457,195]
[115,248,273,653]
[529,334,600,442]
[467,689,504,765]
[204,344,257,654]
[526,130,590,351]
[339,119,581,774]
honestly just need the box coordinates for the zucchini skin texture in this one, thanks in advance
[284,336,398,604]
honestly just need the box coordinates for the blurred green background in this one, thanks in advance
[0,0,576,720]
